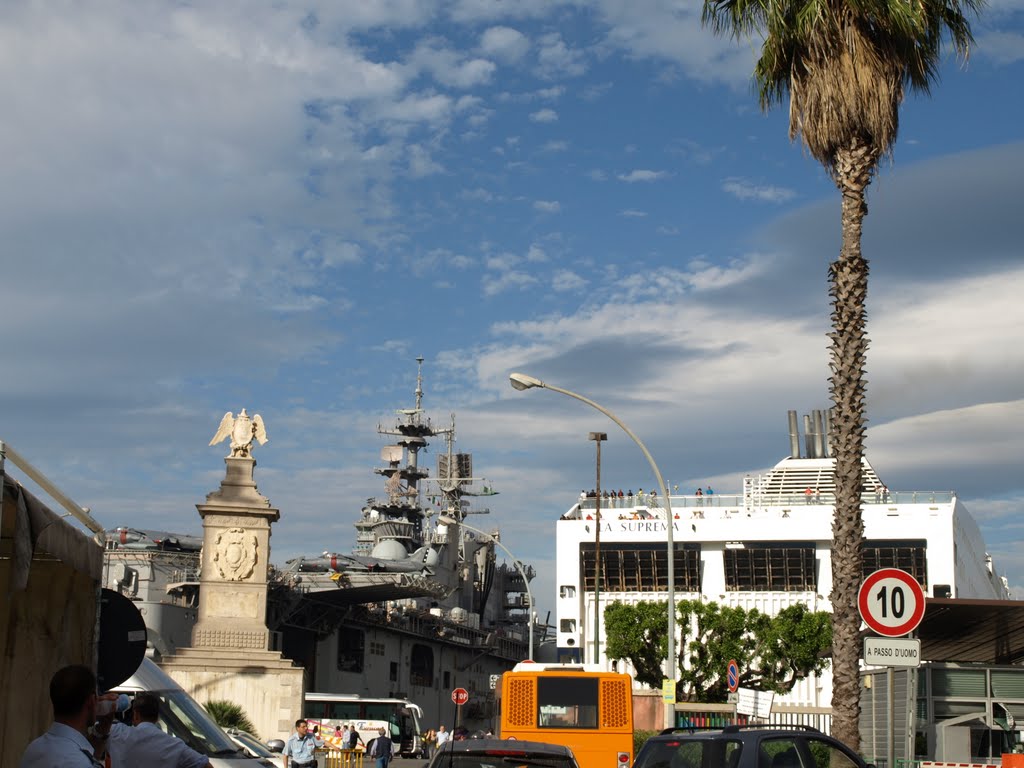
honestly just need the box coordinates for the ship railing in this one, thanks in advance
[574,490,954,512]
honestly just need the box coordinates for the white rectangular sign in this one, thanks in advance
[736,687,774,719]
[864,637,921,667]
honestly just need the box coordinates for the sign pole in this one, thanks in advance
[887,667,895,768]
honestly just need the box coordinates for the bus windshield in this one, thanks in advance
[538,677,599,728]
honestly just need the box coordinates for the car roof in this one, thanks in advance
[437,738,574,756]
[652,725,825,739]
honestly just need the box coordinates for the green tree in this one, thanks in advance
[604,600,669,689]
[605,600,832,702]
[204,699,256,736]
[701,0,981,747]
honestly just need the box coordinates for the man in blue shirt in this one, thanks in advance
[283,719,324,768]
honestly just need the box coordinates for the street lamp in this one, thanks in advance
[589,431,607,666]
[438,514,534,661]
[509,372,677,729]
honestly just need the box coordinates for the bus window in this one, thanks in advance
[538,677,599,728]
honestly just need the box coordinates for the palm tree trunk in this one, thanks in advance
[828,138,876,750]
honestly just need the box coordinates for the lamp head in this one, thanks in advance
[438,514,457,526]
[509,372,543,391]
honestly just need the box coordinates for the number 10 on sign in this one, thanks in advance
[858,568,925,637]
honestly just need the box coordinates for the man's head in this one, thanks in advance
[49,665,97,724]
[378,728,386,735]
[295,719,309,734]
[131,692,161,724]
[438,725,446,732]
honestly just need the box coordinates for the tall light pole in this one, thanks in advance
[438,514,534,661]
[589,431,607,666]
[509,372,676,728]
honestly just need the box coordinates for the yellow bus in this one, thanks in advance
[498,663,633,768]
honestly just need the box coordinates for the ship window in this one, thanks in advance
[579,542,701,593]
[724,542,816,591]
[337,628,365,673]
[560,585,576,598]
[560,619,577,633]
[862,539,927,586]
[410,644,434,687]
[389,661,398,682]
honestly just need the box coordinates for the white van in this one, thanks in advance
[112,658,271,767]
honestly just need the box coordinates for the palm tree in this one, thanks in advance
[701,0,981,748]
[204,699,257,735]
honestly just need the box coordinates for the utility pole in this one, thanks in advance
[589,431,607,666]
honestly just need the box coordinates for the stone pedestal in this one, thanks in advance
[191,456,278,651]
[161,647,303,740]
[161,455,303,740]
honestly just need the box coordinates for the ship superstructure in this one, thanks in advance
[555,409,1011,707]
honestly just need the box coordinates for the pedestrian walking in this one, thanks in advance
[370,727,393,768]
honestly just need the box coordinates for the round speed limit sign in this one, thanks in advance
[858,568,926,637]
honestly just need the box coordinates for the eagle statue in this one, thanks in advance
[209,409,268,458]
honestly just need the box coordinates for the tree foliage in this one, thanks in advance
[204,699,257,736]
[605,600,831,703]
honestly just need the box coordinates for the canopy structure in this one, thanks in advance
[915,597,1024,665]
[1,472,104,766]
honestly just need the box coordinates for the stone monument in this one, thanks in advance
[161,410,303,740]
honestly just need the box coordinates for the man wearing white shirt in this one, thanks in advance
[435,725,450,748]
[20,665,108,768]
[107,692,212,768]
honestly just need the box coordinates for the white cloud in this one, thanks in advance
[534,200,561,213]
[409,39,497,88]
[407,144,444,177]
[620,209,648,217]
[479,26,530,62]
[977,30,1024,65]
[721,177,797,203]
[535,32,587,79]
[529,108,559,123]
[618,169,668,183]
[461,187,494,202]
[482,270,538,296]
[588,169,608,181]
[542,140,569,152]
[552,269,587,292]
[526,244,547,262]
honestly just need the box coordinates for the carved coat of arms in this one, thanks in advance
[213,527,258,580]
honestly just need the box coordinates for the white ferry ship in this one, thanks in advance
[555,409,1011,706]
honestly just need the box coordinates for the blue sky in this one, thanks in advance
[2,0,1023,619]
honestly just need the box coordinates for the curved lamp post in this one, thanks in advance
[439,514,534,661]
[509,372,676,728]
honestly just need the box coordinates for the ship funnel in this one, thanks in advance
[787,411,800,458]
[812,410,825,459]
[822,409,833,458]
[803,414,814,459]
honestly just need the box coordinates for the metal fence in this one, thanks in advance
[318,749,366,768]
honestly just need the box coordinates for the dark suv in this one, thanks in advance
[427,738,581,768]
[633,725,872,768]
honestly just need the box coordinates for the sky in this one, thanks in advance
[2,0,1023,624]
